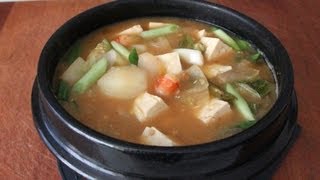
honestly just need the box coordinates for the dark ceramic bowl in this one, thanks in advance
[31,0,300,179]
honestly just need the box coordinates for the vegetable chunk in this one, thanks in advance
[133,92,168,122]
[86,39,111,67]
[141,127,176,146]
[110,41,130,59]
[104,49,128,66]
[72,57,108,94]
[138,52,164,78]
[178,65,210,107]
[174,48,204,66]
[57,80,70,101]
[148,22,169,29]
[61,57,89,85]
[141,24,180,39]
[200,37,233,61]
[226,83,255,121]
[97,66,147,99]
[155,74,179,96]
[156,52,182,75]
[196,29,207,39]
[211,28,240,51]
[197,98,231,124]
[118,25,143,35]
[203,64,232,78]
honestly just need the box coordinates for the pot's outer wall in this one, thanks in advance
[34,0,296,179]
[33,84,298,179]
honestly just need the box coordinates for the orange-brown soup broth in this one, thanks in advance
[56,18,276,145]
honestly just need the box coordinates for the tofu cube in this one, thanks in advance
[203,64,232,78]
[141,127,176,146]
[133,92,168,122]
[197,99,231,124]
[200,37,233,61]
[174,48,204,66]
[118,25,143,35]
[157,52,182,75]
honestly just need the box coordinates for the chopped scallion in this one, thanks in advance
[250,52,261,62]
[208,83,236,102]
[179,34,194,49]
[72,57,108,94]
[57,80,70,101]
[236,39,250,51]
[226,83,255,121]
[211,27,240,51]
[111,41,130,60]
[193,42,205,52]
[249,79,271,97]
[101,39,112,51]
[236,120,257,129]
[129,48,139,65]
[140,24,180,39]
[63,41,81,65]
[249,103,259,115]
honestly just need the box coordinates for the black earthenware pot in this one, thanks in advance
[31,0,300,179]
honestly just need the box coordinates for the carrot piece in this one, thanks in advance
[114,35,140,46]
[155,74,179,96]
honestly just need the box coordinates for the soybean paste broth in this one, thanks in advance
[54,18,277,146]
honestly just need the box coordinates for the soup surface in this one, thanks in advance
[54,18,277,146]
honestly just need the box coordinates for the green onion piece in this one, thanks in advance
[226,83,255,121]
[208,83,236,102]
[101,39,112,51]
[249,79,271,97]
[193,42,205,52]
[72,57,108,94]
[57,80,70,101]
[63,41,81,65]
[140,24,180,39]
[128,48,139,65]
[249,103,259,115]
[236,120,257,129]
[111,41,130,60]
[236,39,250,50]
[211,27,240,51]
[250,52,261,62]
[179,34,194,49]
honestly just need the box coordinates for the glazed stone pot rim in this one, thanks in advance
[37,0,294,153]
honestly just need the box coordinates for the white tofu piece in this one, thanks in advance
[141,127,176,146]
[133,92,168,122]
[200,37,233,61]
[156,52,182,75]
[197,99,231,124]
[197,29,207,39]
[174,48,204,66]
[203,64,232,78]
[148,22,169,29]
[118,25,143,35]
